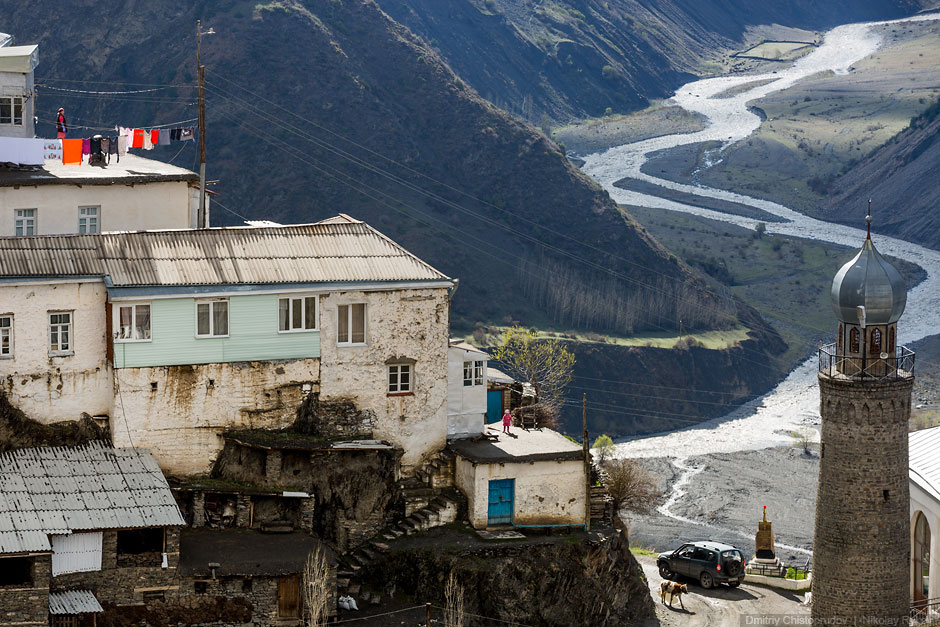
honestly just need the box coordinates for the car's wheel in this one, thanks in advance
[659,563,673,579]
[725,559,743,577]
[700,572,714,589]
[728,580,741,588]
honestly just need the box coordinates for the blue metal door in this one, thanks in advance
[486,390,503,423]
[487,479,514,525]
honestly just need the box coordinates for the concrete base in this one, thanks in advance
[745,572,812,592]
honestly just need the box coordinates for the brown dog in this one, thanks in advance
[660,580,689,609]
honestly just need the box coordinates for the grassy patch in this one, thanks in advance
[630,546,658,557]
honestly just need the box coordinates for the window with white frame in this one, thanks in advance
[78,206,99,234]
[0,96,23,125]
[463,360,485,386]
[115,303,151,341]
[196,300,229,337]
[14,209,35,236]
[388,363,412,394]
[279,295,317,332]
[337,303,366,345]
[0,315,12,358]
[49,311,73,355]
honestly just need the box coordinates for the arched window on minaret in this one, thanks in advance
[838,324,843,354]
[888,327,896,353]
[850,327,860,353]
[871,328,882,355]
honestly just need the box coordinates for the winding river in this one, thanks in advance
[581,12,940,460]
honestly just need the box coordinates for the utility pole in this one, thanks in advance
[196,21,213,229]
[425,602,431,627]
[582,393,591,532]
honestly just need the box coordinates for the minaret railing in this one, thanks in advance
[817,343,915,380]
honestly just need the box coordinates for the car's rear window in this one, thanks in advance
[721,550,743,560]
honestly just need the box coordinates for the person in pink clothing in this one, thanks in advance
[502,409,512,434]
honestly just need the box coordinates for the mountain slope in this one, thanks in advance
[376,0,926,121]
[14,0,739,336]
[825,101,940,248]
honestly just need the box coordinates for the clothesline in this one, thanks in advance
[39,84,171,95]
[40,115,198,133]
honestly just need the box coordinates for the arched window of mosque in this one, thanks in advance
[871,328,882,355]
[837,324,843,353]
[888,327,896,352]
[914,512,930,601]
[850,327,860,353]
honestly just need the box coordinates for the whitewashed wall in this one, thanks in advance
[910,481,940,602]
[455,456,587,529]
[0,180,197,236]
[319,287,450,471]
[0,280,112,421]
[446,345,487,438]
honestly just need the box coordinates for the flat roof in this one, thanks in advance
[179,528,335,577]
[448,423,584,464]
[0,153,198,187]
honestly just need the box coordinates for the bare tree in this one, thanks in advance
[603,458,660,517]
[443,570,465,627]
[791,428,813,455]
[304,545,331,627]
[493,326,574,412]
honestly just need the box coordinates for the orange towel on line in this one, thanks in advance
[132,128,144,148]
[62,138,83,165]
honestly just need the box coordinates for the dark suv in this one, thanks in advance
[657,541,745,589]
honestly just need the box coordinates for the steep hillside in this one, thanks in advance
[377,0,925,121]
[14,0,739,337]
[825,101,940,248]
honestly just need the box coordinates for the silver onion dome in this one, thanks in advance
[831,236,906,325]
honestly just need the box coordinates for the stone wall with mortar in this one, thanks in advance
[0,554,50,627]
[112,359,320,475]
[0,281,112,422]
[813,374,913,624]
[456,456,587,529]
[318,288,449,472]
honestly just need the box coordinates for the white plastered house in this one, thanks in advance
[910,425,940,610]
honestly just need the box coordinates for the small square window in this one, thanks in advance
[388,364,412,394]
[195,581,208,594]
[115,303,151,341]
[463,360,485,386]
[337,303,366,345]
[49,311,73,355]
[79,206,99,234]
[0,97,23,126]
[14,208,35,236]
[196,300,229,337]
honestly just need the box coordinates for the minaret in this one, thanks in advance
[813,209,914,622]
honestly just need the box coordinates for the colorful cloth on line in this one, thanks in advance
[81,138,91,155]
[181,127,194,141]
[132,129,144,148]
[43,139,63,162]
[62,138,82,164]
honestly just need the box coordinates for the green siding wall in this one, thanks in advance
[113,294,320,368]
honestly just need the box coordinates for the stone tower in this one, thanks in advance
[813,214,914,623]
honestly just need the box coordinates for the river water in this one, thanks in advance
[581,12,940,459]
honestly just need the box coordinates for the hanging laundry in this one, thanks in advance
[150,129,159,145]
[170,128,181,141]
[132,128,144,148]
[90,137,102,155]
[143,130,153,150]
[0,137,46,166]
[100,138,110,154]
[108,137,118,155]
[82,138,91,155]
[158,128,171,146]
[181,127,195,142]
[43,139,63,162]
[62,138,82,164]
[117,135,128,157]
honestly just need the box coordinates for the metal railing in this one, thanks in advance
[911,596,940,624]
[818,343,915,381]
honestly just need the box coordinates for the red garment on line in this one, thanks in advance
[151,129,159,145]
[132,128,144,148]
[62,139,82,164]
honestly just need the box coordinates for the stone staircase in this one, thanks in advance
[336,492,463,600]
[401,449,455,516]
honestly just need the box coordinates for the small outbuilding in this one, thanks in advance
[448,424,588,529]
[910,425,940,612]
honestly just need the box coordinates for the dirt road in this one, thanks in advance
[637,555,810,626]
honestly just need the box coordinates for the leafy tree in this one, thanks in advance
[754,222,767,239]
[593,434,615,463]
[493,326,574,411]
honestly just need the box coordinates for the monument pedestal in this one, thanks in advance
[747,506,785,576]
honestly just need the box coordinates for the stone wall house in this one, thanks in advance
[0,43,37,140]
[910,425,940,612]
[0,215,454,476]
[0,442,185,627]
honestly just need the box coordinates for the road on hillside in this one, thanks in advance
[637,555,809,626]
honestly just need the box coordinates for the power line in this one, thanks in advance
[37,76,197,88]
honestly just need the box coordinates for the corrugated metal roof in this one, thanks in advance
[0,442,184,554]
[0,217,449,287]
[48,589,104,615]
[911,426,940,504]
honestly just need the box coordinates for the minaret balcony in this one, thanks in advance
[818,342,915,381]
